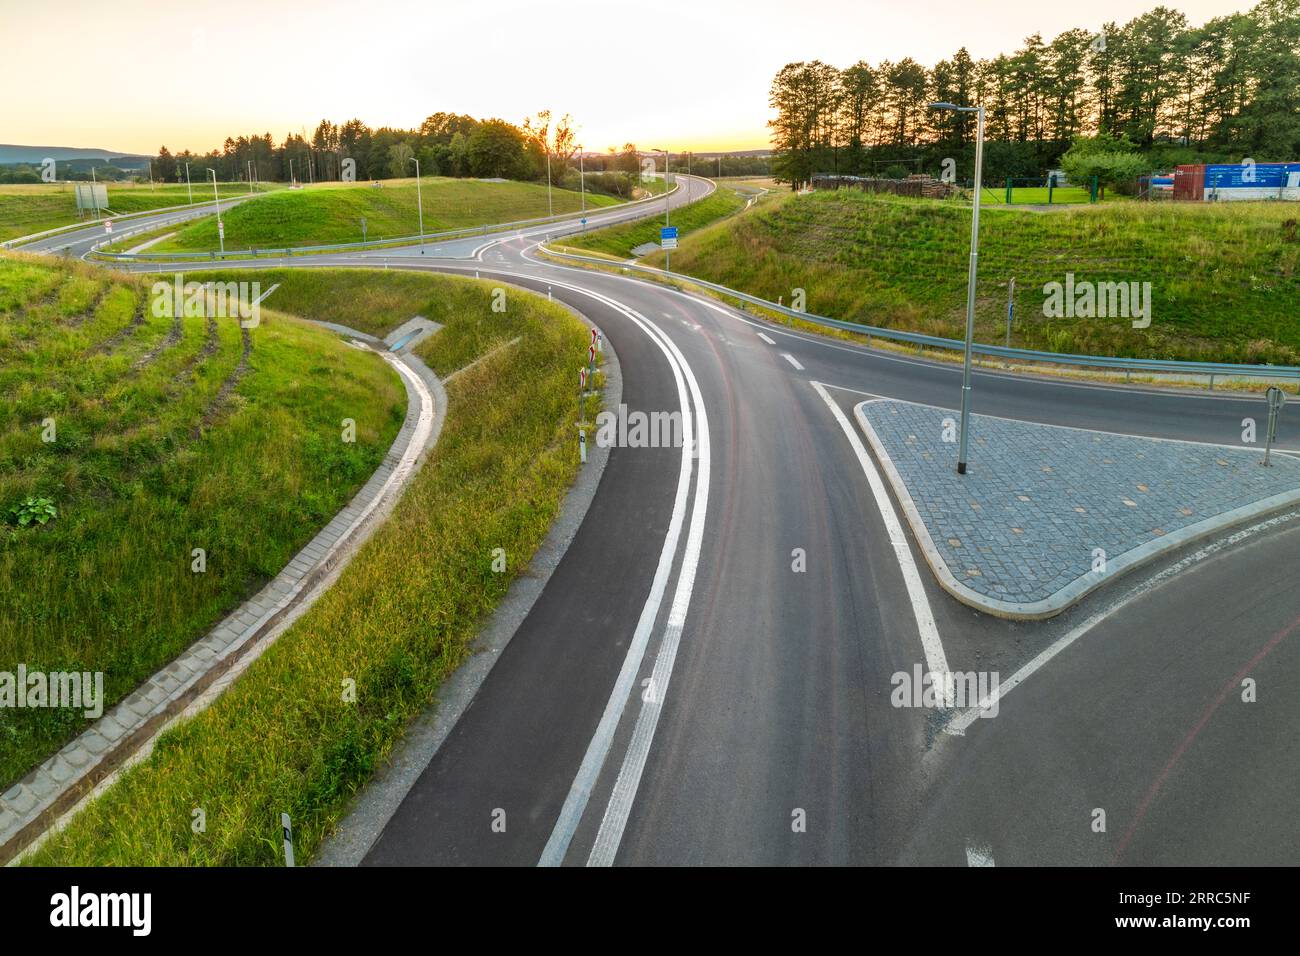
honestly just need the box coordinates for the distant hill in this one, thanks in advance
[0,144,151,167]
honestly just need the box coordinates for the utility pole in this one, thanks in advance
[185,162,193,205]
[578,145,585,213]
[929,101,986,476]
[546,147,553,218]
[207,168,224,254]
[410,157,424,254]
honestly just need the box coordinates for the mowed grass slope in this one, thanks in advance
[27,268,598,865]
[0,182,273,244]
[0,254,404,789]
[555,183,746,259]
[152,177,622,251]
[662,190,1300,365]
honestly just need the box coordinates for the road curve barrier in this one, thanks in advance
[539,245,1300,391]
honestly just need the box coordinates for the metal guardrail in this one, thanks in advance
[541,246,1300,390]
[88,182,682,263]
[1,193,265,250]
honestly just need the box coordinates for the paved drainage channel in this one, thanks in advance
[857,398,1300,620]
[0,322,446,864]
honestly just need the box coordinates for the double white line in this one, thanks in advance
[534,280,711,867]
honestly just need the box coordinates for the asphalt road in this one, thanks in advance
[38,174,1300,866]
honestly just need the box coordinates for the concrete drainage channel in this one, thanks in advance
[0,320,447,865]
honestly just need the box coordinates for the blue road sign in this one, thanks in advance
[661,226,678,240]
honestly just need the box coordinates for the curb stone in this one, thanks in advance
[2,321,446,865]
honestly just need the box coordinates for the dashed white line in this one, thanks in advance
[781,352,805,371]
[757,332,775,345]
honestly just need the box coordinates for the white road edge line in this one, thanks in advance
[942,507,1300,736]
[966,843,995,867]
[810,381,951,702]
[535,280,707,867]
[586,305,711,868]
[781,352,805,371]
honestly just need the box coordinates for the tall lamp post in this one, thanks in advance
[578,144,585,213]
[409,156,424,254]
[653,147,670,226]
[545,145,553,218]
[929,101,985,475]
[206,168,224,254]
[184,162,192,205]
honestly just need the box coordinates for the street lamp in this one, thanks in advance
[653,148,670,225]
[578,144,585,213]
[929,101,985,476]
[545,145,553,218]
[654,147,672,270]
[184,162,192,205]
[410,156,424,254]
[289,158,294,187]
[206,168,224,254]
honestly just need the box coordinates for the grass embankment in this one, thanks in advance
[144,178,622,252]
[0,182,275,244]
[555,184,746,259]
[655,190,1300,365]
[0,254,404,789]
[26,267,599,865]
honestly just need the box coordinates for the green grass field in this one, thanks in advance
[981,185,1098,205]
[554,184,747,259]
[24,267,599,865]
[0,182,275,244]
[0,254,405,790]
[142,178,623,252]
[653,190,1300,365]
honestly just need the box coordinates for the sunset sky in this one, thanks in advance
[1,0,1260,156]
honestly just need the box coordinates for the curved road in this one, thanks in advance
[40,174,1300,866]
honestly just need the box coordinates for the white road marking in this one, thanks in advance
[943,508,1300,735]
[781,352,805,371]
[821,381,882,399]
[810,381,951,702]
[587,309,712,868]
[535,280,709,867]
[966,843,995,867]
[757,332,776,345]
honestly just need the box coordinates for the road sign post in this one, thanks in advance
[1005,276,1015,348]
[1264,386,1286,466]
[661,226,678,272]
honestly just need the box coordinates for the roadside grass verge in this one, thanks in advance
[0,183,273,244]
[147,178,621,252]
[554,183,745,259]
[0,253,404,790]
[24,268,597,865]
[653,189,1300,365]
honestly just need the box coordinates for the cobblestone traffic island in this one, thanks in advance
[856,399,1300,619]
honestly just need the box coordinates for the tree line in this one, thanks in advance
[150,111,649,190]
[769,0,1300,187]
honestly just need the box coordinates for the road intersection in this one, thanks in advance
[19,174,1300,867]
